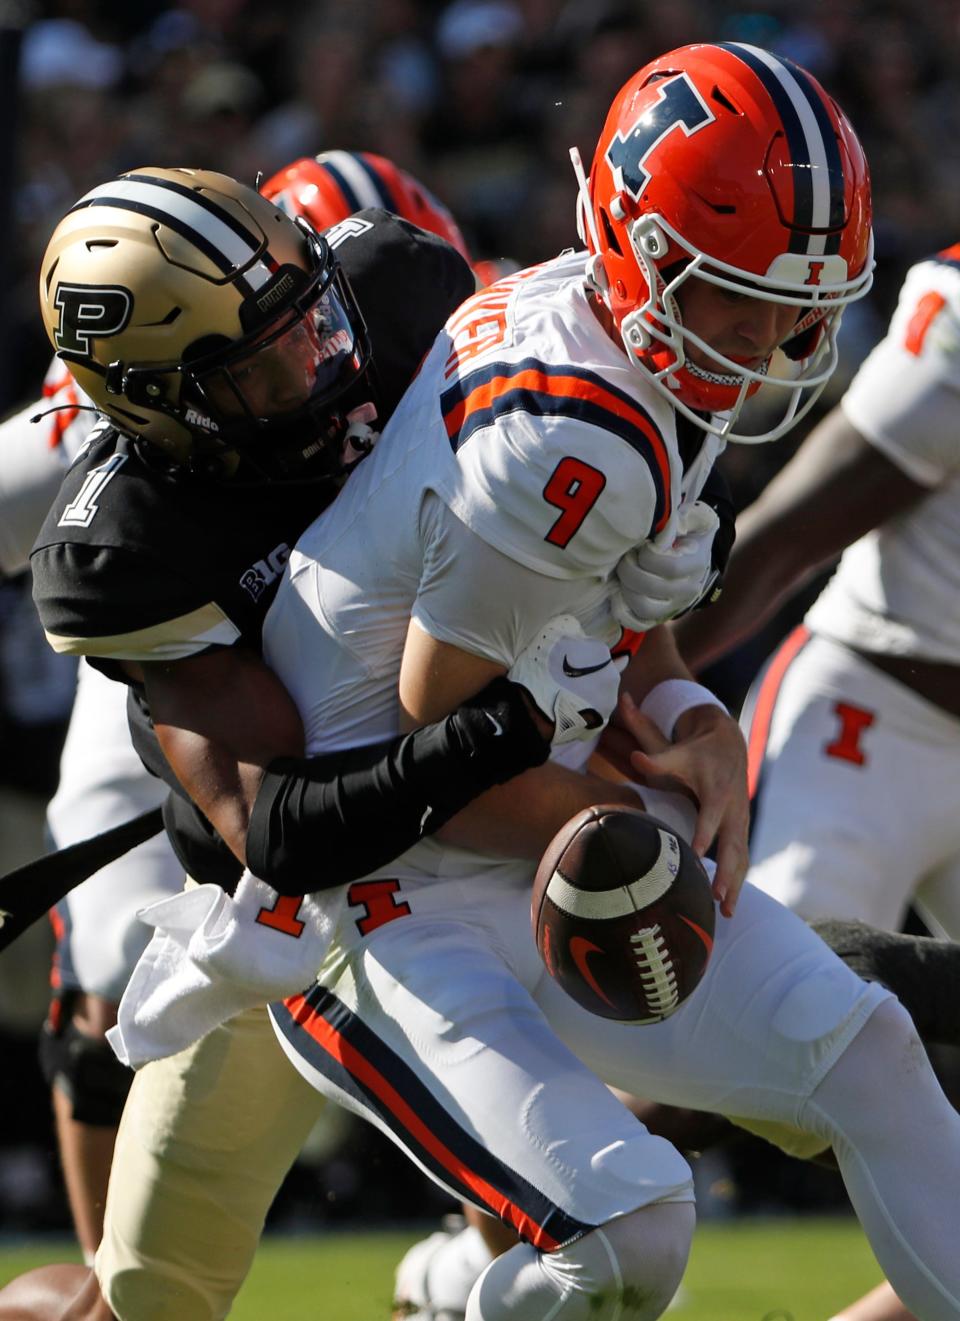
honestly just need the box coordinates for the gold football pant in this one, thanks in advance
[96,1005,324,1321]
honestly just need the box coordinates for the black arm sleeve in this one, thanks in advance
[245,676,549,894]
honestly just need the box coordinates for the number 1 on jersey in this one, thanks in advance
[256,894,306,937]
[543,457,606,548]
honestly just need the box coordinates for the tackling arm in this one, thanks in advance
[142,646,305,857]
[0,645,553,948]
[398,621,642,859]
[142,644,552,893]
[672,407,929,673]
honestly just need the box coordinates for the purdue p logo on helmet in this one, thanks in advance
[52,284,133,356]
[39,166,371,479]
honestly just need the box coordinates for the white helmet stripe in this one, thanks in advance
[76,177,273,288]
[731,45,833,238]
[315,151,386,211]
[728,43,839,254]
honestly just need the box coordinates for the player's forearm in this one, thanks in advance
[674,409,929,674]
[246,678,550,893]
[154,722,266,863]
[145,646,306,864]
[618,623,694,701]
[435,760,641,858]
[671,515,809,672]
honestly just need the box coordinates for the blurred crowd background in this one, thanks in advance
[1,0,959,1242]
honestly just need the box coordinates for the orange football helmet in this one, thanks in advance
[575,42,874,442]
[261,150,473,265]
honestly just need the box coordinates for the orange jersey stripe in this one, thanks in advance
[444,366,672,529]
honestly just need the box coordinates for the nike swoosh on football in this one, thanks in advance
[562,654,612,678]
[678,913,714,955]
[484,711,504,735]
[568,936,615,1007]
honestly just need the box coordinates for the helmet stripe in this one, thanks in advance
[353,154,402,213]
[718,43,845,256]
[123,172,264,250]
[72,176,273,295]
[782,62,846,254]
[315,152,384,212]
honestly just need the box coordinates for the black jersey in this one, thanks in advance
[31,210,474,883]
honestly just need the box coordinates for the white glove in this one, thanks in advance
[611,500,720,632]
[508,615,621,745]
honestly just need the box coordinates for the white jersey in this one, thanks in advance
[429,251,723,576]
[47,661,183,1001]
[264,251,720,888]
[806,250,960,661]
[0,356,97,577]
[0,361,181,999]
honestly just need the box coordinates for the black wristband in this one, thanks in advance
[246,675,549,894]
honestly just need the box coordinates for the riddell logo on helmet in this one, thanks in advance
[185,408,219,432]
[256,272,296,313]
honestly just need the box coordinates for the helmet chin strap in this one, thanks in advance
[29,402,100,424]
[569,146,602,253]
[569,146,616,300]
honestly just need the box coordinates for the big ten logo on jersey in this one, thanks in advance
[239,543,290,601]
[348,879,411,936]
[323,216,374,249]
[444,267,541,378]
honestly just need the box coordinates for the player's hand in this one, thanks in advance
[508,616,622,746]
[613,692,749,917]
[611,501,720,632]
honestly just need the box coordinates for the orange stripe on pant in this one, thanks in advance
[283,991,563,1250]
[746,625,811,801]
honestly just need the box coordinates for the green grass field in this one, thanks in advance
[0,1217,883,1319]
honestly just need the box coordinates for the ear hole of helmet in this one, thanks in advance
[599,207,622,256]
[123,374,162,406]
[105,362,167,408]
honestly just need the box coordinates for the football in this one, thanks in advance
[531,804,715,1023]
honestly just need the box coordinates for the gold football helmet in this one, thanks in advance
[39,166,371,479]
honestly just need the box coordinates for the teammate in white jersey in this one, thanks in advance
[0,362,184,1260]
[247,43,960,1321]
[675,245,960,1321]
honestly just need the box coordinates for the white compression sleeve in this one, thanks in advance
[799,998,960,1321]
